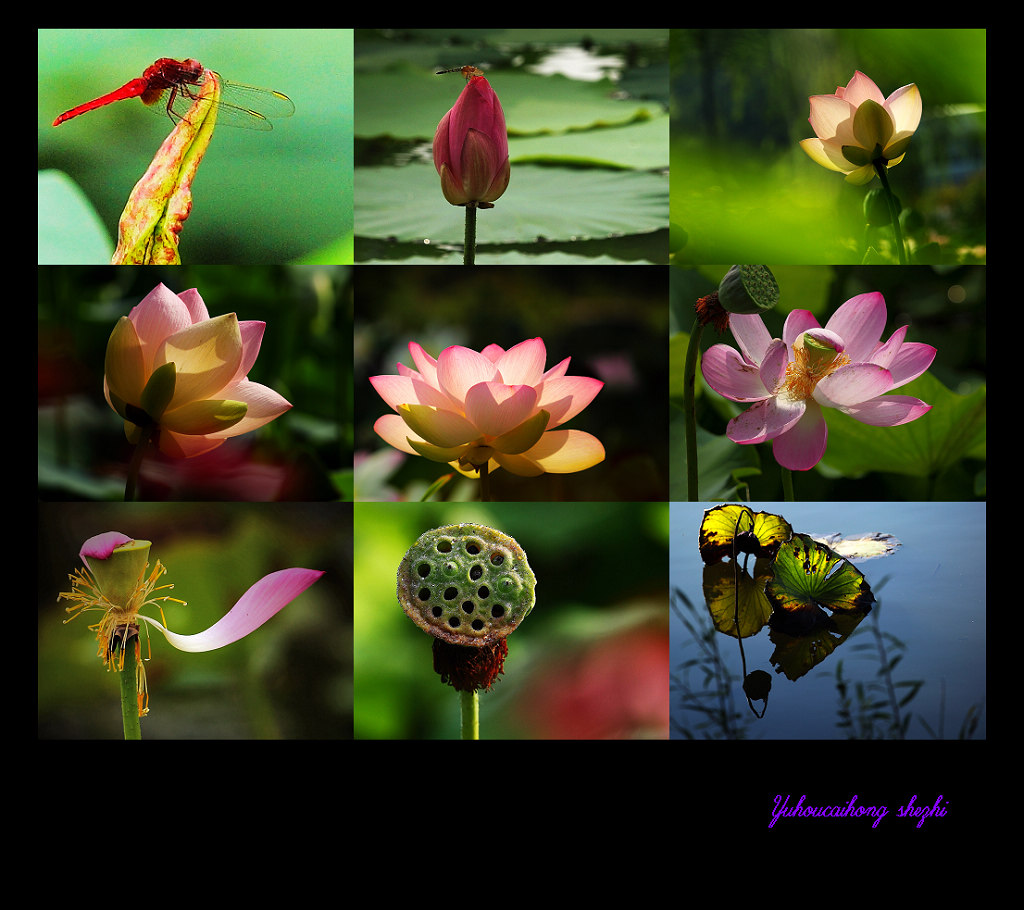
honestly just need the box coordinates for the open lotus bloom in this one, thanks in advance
[103,283,292,458]
[370,338,605,477]
[700,292,936,471]
[433,73,510,206]
[59,531,324,714]
[800,71,922,185]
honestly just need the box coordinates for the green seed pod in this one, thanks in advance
[717,265,779,315]
[397,524,536,646]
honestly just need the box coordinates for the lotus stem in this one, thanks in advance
[464,202,477,265]
[684,317,704,501]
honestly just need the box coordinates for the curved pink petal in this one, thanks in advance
[129,284,194,371]
[838,395,932,427]
[728,313,773,366]
[702,344,770,402]
[772,400,828,470]
[824,292,887,362]
[234,321,267,383]
[464,381,538,436]
[867,325,907,368]
[815,363,893,408]
[759,339,791,395]
[138,568,323,652]
[494,337,546,386]
[370,374,451,412]
[887,342,936,388]
[535,375,604,426]
[436,345,500,403]
[176,288,211,324]
[782,310,822,348]
[408,341,440,388]
[843,71,886,108]
[542,355,571,382]
[80,531,134,567]
[727,396,806,445]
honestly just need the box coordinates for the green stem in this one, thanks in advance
[464,203,477,265]
[124,426,155,502]
[873,161,907,264]
[118,638,142,740]
[781,466,795,501]
[683,317,705,501]
[460,689,479,739]
[479,461,491,502]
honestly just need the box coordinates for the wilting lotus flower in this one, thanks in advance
[800,71,922,185]
[104,283,291,458]
[701,292,936,471]
[59,531,323,716]
[433,72,510,206]
[370,338,605,477]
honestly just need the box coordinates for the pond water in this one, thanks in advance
[670,501,986,740]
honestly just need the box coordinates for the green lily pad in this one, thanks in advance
[766,533,874,616]
[698,504,792,565]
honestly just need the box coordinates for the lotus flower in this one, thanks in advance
[370,338,605,477]
[700,292,936,471]
[433,73,510,206]
[800,71,922,185]
[59,531,324,714]
[103,283,291,458]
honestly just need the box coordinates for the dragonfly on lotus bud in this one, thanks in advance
[436,65,486,81]
[53,57,294,131]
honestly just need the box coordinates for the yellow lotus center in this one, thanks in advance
[781,332,850,401]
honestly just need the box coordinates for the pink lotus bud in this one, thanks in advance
[433,74,510,206]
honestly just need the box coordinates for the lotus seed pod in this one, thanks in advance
[397,524,536,646]
[717,264,779,315]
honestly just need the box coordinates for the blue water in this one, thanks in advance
[670,502,986,739]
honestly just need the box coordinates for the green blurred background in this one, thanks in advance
[39,28,353,264]
[38,502,351,739]
[670,264,986,501]
[353,265,669,502]
[354,28,669,264]
[38,265,352,501]
[670,28,986,264]
[354,500,669,739]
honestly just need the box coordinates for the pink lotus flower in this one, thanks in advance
[104,283,291,458]
[370,338,605,477]
[800,71,922,185]
[433,73,510,206]
[700,292,936,471]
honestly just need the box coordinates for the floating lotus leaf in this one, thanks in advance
[698,504,792,565]
[766,533,874,616]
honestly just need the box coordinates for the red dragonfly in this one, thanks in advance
[52,58,295,131]
[436,65,485,81]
